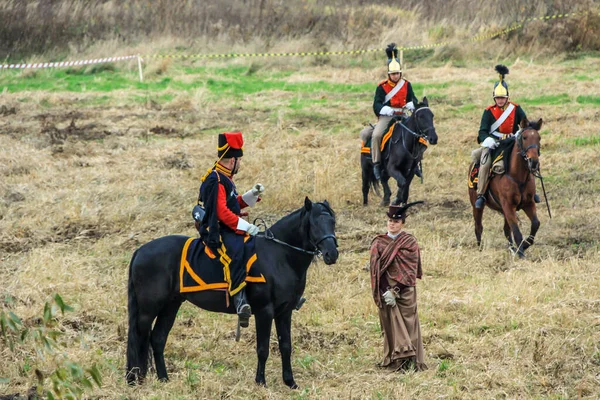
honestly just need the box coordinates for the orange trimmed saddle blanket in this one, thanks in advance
[361,122,428,155]
[179,237,266,293]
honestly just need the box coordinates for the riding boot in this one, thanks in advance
[232,288,252,328]
[533,193,541,203]
[475,195,486,209]
[295,297,306,311]
[415,162,422,179]
[373,163,382,181]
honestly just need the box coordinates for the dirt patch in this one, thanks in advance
[294,326,357,350]
[0,105,17,116]
[162,151,192,170]
[41,118,110,144]
[150,125,179,135]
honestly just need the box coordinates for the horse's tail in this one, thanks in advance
[125,249,148,385]
[367,163,381,197]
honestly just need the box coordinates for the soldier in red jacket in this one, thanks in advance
[198,132,264,327]
[360,43,418,181]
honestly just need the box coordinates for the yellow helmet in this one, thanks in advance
[493,64,509,98]
[386,43,402,74]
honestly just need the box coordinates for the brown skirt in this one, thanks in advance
[378,286,426,370]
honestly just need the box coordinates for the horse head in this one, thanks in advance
[303,197,338,265]
[517,118,543,173]
[412,97,438,145]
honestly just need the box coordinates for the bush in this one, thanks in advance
[0,294,102,400]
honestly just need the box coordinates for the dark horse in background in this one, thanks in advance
[468,118,543,258]
[126,198,338,389]
[362,97,438,206]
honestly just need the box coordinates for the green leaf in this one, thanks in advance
[81,377,93,390]
[46,391,55,400]
[43,302,52,324]
[8,311,22,326]
[0,313,8,335]
[54,294,65,313]
[88,364,102,387]
[20,328,29,342]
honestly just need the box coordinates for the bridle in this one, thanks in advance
[258,204,338,256]
[516,128,541,174]
[395,107,434,159]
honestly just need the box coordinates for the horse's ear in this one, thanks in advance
[304,196,312,211]
[519,117,529,129]
[536,118,543,130]
[422,96,428,107]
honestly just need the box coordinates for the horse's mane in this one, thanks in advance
[270,201,335,231]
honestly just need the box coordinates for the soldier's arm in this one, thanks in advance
[477,109,494,144]
[373,85,386,117]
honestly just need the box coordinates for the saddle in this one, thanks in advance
[179,236,266,293]
[360,121,398,155]
[468,137,516,189]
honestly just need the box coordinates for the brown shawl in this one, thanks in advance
[370,231,422,308]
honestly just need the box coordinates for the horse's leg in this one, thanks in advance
[501,203,525,258]
[398,172,415,205]
[503,217,516,254]
[361,156,370,206]
[387,165,407,206]
[472,203,484,247]
[381,177,391,206]
[150,299,183,382]
[520,203,540,252]
[254,306,274,387]
[274,310,298,389]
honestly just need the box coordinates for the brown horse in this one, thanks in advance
[469,118,543,258]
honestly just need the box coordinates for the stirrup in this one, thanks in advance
[237,304,251,328]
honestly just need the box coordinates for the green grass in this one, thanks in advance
[568,135,600,146]
[576,95,600,105]
[521,93,570,106]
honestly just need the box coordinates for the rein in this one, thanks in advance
[396,108,431,160]
[511,128,552,218]
[254,206,338,256]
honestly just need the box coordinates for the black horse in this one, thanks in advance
[363,97,438,206]
[126,197,338,389]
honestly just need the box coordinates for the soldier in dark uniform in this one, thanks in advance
[360,43,418,181]
[473,65,539,209]
[198,132,264,327]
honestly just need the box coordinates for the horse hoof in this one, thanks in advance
[286,382,299,390]
[255,379,267,387]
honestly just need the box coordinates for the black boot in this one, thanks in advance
[233,289,251,328]
[373,163,382,181]
[295,297,306,311]
[475,195,486,209]
[415,162,422,179]
[533,193,541,203]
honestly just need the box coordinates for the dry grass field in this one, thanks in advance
[1,53,600,399]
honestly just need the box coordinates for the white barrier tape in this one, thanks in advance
[1,55,137,69]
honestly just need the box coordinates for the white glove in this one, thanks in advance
[242,183,264,207]
[247,224,260,236]
[379,106,395,117]
[481,137,498,149]
[382,290,397,307]
[404,101,415,112]
[251,183,264,196]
